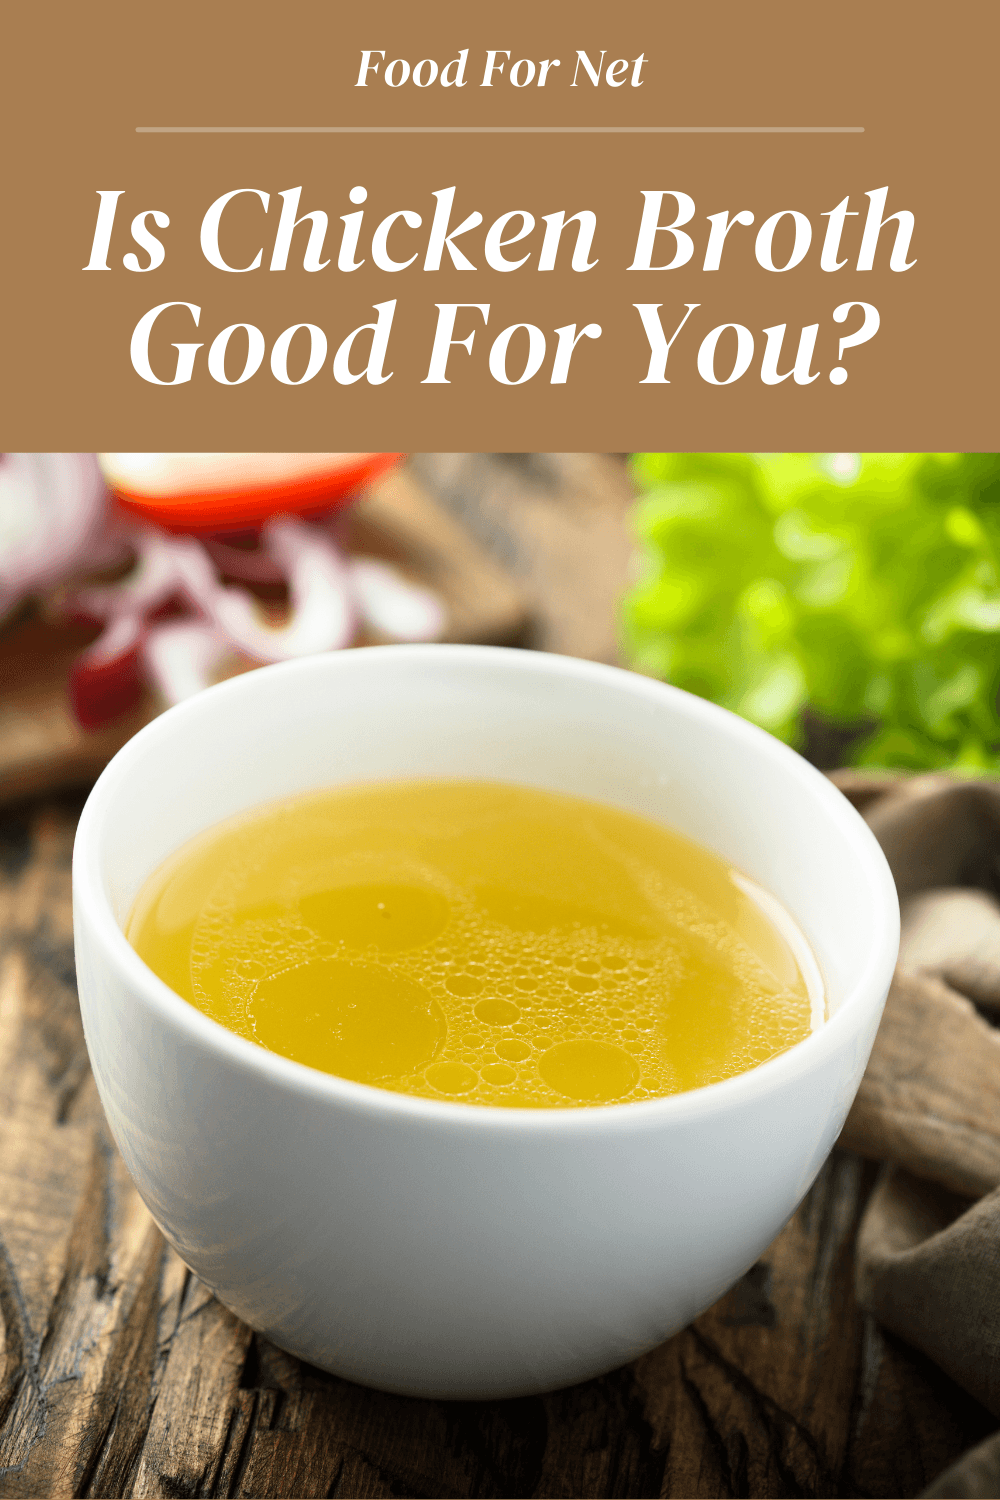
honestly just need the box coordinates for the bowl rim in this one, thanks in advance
[72,643,900,1135]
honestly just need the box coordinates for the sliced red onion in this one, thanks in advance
[210,517,356,662]
[349,558,446,642]
[143,621,232,705]
[71,528,194,620]
[69,614,146,730]
[202,534,287,585]
[0,454,127,623]
[24,476,447,731]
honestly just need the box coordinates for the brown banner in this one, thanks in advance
[3,0,996,450]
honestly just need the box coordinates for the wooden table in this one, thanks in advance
[0,456,992,1498]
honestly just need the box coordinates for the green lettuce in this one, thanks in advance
[622,453,1000,769]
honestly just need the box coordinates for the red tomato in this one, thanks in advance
[100,452,404,533]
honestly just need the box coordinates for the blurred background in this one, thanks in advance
[2,450,999,807]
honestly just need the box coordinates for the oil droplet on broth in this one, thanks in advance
[126,779,822,1109]
[495,1038,531,1062]
[445,973,483,997]
[251,959,444,1084]
[473,997,520,1026]
[425,1061,477,1095]
[538,1040,640,1102]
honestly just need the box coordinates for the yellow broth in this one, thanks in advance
[127,779,819,1107]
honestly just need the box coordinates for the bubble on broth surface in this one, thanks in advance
[480,1063,517,1085]
[495,1039,531,1062]
[425,1061,478,1095]
[250,958,445,1084]
[445,973,483,997]
[474,997,521,1026]
[539,1040,641,1102]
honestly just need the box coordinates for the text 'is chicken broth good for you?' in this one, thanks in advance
[127,780,824,1106]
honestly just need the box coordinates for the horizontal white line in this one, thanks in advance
[135,124,864,135]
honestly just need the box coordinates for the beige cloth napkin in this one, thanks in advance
[832,774,1000,1497]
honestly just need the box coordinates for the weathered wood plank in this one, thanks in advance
[0,802,164,1500]
[636,1152,873,1498]
[409,453,638,664]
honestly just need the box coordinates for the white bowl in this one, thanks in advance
[72,645,899,1399]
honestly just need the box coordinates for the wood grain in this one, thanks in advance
[409,453,638,664]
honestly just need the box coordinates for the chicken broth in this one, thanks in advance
[127,779,821,1107]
